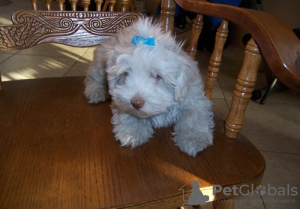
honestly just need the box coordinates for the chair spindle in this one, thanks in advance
[82,0,91,11]
[103,0,116,12]
[57,0,65,11]
[29,0,134,13]
[31,0,38,10]
[225,38,262,138]
[120,0,129,12]
[108,0,116,11]
[128,0,135,11]
[95,0,103,11]
[69,0,78,11]
[205,20,229,99]
[186,14,204,59]
[45,0,52,10]
[160,0,175,33]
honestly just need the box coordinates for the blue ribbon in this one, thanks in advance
[131,36,156,46]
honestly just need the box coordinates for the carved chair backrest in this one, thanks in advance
[0,10,141,49]
[30,0,135,12]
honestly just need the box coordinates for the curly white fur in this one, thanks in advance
[84,18,214,157]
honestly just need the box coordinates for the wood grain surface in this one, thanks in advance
[0,77,265,208]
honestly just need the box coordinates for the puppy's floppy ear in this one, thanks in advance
[175,66,189,103]
[174,54,199,103]
[104,44,132,72]
[104,50,116,70]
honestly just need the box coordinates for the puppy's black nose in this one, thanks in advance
[131,97,145,109]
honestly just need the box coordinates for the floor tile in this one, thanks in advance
[222,46,245,62]
[64,47,96,77]
[0,50,20,55]
[195,50,211,73]
[64,59,89,77]
[234,193,265,209]
[18,44,88,59]
[1,54,77,81]
[260,152,300,209]
[211,98,229,121]
[240,102,300,154]
[0,52,13,63]
[0,12,14,25]
[210,81,224,99]
[256,88,300,105]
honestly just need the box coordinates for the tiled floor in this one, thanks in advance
[1,1,300,209]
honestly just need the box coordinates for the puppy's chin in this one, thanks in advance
[127,109,159,119]
[111,102,162,118]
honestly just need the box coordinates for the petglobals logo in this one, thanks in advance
[179,181,298,207]
[179,180,210,207]
[213,184,298,197]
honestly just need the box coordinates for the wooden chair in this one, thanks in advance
[0,1,299,209]
[30,0,135,12]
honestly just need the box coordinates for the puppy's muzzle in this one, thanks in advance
[131,96,145,109]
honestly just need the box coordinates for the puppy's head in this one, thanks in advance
[105,18,200,118]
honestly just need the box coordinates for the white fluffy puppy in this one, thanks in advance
[84,18,214,157]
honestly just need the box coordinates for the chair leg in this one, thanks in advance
[213,199,234,209]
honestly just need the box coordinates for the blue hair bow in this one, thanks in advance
[131,36,156,46]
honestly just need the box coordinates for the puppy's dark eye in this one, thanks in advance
[155,75,161,81]
[116,72,128,85]
[150,74,162,81]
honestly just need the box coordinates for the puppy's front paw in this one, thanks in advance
[112,112,154,149]
[116,133,150,148]
[173,132,213,157]
[84,82,108,103]
[86,90,108,103]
